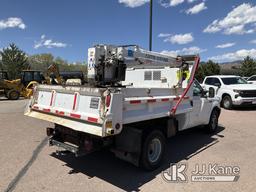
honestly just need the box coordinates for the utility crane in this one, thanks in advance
[87,45,192,87]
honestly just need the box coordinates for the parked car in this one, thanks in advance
[202,75,256,109]
[247,75,256,84]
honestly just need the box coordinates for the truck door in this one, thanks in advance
[189,81,212,127]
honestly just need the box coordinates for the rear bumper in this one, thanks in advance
[25,110,104,137]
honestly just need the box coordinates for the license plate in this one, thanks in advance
[252,101,256,104]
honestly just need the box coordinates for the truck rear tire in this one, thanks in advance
[222,95,232,110]
[206,109,219,133]
[140,130,165,171]
[7,90,20,100]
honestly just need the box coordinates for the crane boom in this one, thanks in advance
[87,44,195,86]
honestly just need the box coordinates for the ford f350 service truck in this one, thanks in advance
[25,45,221,170]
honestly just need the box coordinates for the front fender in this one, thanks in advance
[26,81,38,89]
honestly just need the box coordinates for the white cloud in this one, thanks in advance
[34,35,67,49]
[250,39,256,44]
[208,49,256,62]
[162,33,194,44]
[187,0,197,3]
[160,0,197,8]
[160,0,184,8]
[161,46,207,57]
[118,0,149,8]
[204,3,256,35]
[186,2,207,14]
[158,33,171,37]
[216,42,236,49]
[170,0,184,6]
[0,17,26,30]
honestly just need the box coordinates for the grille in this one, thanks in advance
[240,90,256,98]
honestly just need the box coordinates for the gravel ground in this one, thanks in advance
[1,98,256,192]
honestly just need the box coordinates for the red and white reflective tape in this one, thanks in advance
[128,96,190,105]
[32,105,100,124]
[174,96,190,101]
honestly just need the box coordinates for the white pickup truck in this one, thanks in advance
[202,75,256,109]
[25,44,221,170]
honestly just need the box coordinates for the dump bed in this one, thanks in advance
[25,84,193,137]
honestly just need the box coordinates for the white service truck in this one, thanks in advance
[202,75,256,109]
[25,45,221,170]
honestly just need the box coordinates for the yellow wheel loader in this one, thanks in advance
[0,78,36,100]
[0,63,62,100]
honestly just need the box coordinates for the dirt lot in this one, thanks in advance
[1,98,256,192]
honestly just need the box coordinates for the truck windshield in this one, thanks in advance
[221,77,248,85]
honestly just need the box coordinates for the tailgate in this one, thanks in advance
[25,85,106,136]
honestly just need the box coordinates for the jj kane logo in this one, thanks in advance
[162,163,240,183]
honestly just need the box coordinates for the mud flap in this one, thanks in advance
[113,127,142,166]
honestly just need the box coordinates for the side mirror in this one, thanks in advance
[202,90,208,97]
[209,87,215,98]
[214,83,221,88]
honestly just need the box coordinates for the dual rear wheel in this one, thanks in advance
[140,109,219,170]
[140,130,165,171]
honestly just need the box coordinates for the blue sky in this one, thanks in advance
[0,0,255,63]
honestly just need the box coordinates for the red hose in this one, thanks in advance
[170,56,200,116]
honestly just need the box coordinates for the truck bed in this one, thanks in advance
[25,84,193,137]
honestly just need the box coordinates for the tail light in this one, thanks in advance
[105,94,111,107]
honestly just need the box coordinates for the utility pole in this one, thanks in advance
[149,0,153,51]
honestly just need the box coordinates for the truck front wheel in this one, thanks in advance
[222,95,232,109]
[206,109,219,133]
[140,130,165,171]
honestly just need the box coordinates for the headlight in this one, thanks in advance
[233,89,241,93]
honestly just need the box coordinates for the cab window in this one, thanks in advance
[23,72,33,82]
[205,78,214,85]
[33,72,42,82]
[193,80,203,96]
[205,77,221,86]
[248,76,256,81]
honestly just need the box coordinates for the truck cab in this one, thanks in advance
[20,70,45,87]
[186,80,220,129]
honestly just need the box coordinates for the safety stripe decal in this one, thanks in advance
[55,110,65,116]
[70,113,81,119]
[130,100,141,104]
[87,117,98,123]
[129,96,190,104]
[32,105,100,124]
